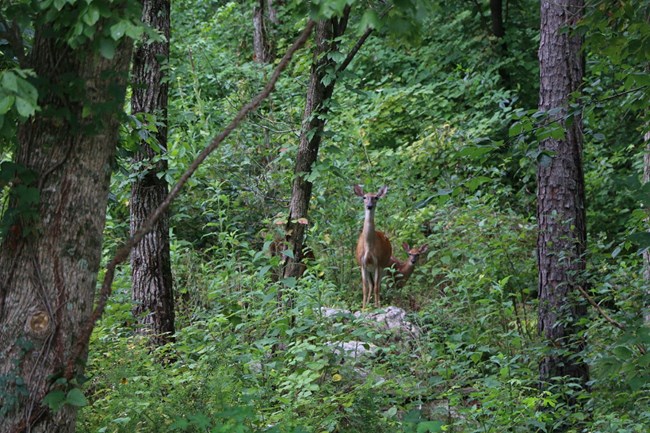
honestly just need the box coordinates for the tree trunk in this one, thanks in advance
[252,0,276,170]
[253,0,273,63]
[0,26,132,433]
[643,123,650,325]
[489,0,510,87]
[267,0,281,25]
[537,0,589,409]
[130,0,175,347]
[489,0,505,38]
[281,12,350,289]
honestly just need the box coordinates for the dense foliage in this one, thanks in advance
[1,0,649,432]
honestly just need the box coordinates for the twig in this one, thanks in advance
[576,285,647,355]
[64,20,315,380]
[337,26,374,74]
[576,285,624,330]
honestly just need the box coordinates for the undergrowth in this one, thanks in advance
[78,194,649,432]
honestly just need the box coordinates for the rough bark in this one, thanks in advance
[0,25,132,433]
[537,0,589,403]
[267,0,281,25]
[0,18,315,433]
[253,0,273,63]
[130,0,175,347]
[281,12,350,286]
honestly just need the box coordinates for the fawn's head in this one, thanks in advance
[403,243,429,265]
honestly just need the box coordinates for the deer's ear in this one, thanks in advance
[402,242,410,252]
[353,184,364,197]
[377,185,388,198]
[419,244,429,254]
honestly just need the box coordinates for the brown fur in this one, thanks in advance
[354,185,392,308]
[388,243,429,288]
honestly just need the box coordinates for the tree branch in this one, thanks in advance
[576,285,625,330]
[65,19,315,379]
[576,285,647,355]
[337,26,374,74]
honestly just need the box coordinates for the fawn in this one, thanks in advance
[388,242,429,288]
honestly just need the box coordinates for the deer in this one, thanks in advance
[388,243,429,288]
[354,184,392,309]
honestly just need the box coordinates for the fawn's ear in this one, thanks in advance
[353,184,364,197]
[402,242,410,252]
[377,185,388,198]
[419,244,429,254]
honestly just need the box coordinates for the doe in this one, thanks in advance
[354,184,392,309]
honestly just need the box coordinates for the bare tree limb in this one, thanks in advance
[576,285,625,331]
[337,26,374,74]
[576,285,647,355]
[65,20,315,379]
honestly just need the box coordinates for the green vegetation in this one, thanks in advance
[2,0,648,432]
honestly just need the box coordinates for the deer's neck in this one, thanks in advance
[361,209,377,242]
[398,261,414,276]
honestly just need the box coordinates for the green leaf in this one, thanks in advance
[53,0,70,11]
[125,22,144,40]
[628,232,650,248]
[613,345,633,359]
[99,38,116,59]
[112,417,132,424]
[0,96,15,114]
[508,122,523,137]
[258,265,272,278]
[14,185,40,205]
[281,277,296,288]
[458,145,494,158]
[638,353,650,367]
[383,406,398,417]
[110,21,128,40]
[15,97,36,117]
[538,151,554,167]
[466,176,491,192]
[16,77,38,102]
[65,388,88,407]
[2,72,18,93]
[417,421,444,433]
[187,413,210,429]
[83,6,100,26]
[359,10,380,31]
[43,390,66,411]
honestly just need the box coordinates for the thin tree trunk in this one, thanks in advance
[537,0,589,411]
[490,0,505,37]
[253,0,273,63]
[643,123,650,325]
[0,26,132,433]
[267,0,281,25]
[281,12,350,288]
[130,0,175,347]
[489,0,510,86]
[0,18,315,433]
[253,0,276,170]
